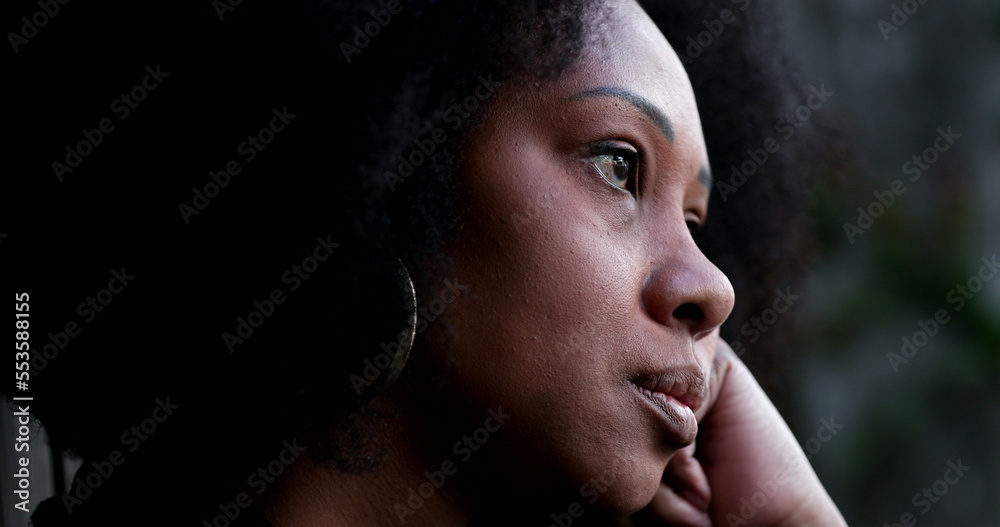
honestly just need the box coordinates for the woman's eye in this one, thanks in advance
[588,143,639,194]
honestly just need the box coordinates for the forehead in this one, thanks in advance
[554,0,705,150]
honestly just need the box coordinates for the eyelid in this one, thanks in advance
[587,139,639,155]
[588,140,639,157]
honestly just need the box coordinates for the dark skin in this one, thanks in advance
[255,1,846,525]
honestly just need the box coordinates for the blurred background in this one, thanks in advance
[767,0,1000,524]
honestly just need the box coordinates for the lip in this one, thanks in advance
[632,369,705,413]
[630,382,698,448]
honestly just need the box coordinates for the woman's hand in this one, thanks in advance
[620,339,847,527]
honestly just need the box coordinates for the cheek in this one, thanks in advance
[419,106,685,512]
[425,135,669,496]
[444,136,644,395]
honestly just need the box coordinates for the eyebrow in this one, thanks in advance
[570,86,712,190]
[569,86,675,143]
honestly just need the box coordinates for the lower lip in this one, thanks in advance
[630,383,698,447]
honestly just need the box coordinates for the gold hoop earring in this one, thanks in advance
[380,256,417,390]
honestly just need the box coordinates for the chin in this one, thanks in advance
[569,448,669,518]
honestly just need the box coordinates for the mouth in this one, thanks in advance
[629,376,701,448]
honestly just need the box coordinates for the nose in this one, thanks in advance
[641,239,735,339]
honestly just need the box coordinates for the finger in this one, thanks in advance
[630,483,712,527]
[694,337,734,422]
[663,444,711,512]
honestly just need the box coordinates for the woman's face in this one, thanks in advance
[426,0,735,515]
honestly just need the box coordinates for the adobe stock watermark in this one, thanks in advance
[11,403,33,513]
[27,267,136,376]
[384,75,502,192]
[339,0,404,63]
[201,439,306,527]
[7,0,72,54]
[728,288,800,357]
[394,407,511,524]
[62,397,180,514]
[725,416,844,526]
[716,84,833,202]
[843,126,960,244]
[51,64,170,183]
[545,457,631,527]
[887,253,998,372]
[677,0,750,64]
[350,278,468,394]
[212,0,244,21]
[878,0,931,41]
[222,235,339,353]
[883,458,970,527]
[179,106,296,224]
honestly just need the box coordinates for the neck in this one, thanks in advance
[253,394,474,527]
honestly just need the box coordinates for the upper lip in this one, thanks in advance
[631,366,706,414]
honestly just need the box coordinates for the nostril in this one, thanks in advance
[672,302,704,322]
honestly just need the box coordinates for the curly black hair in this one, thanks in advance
[5,0,835,525]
